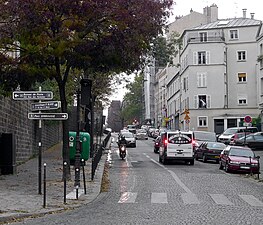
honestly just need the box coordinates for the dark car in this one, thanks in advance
[195,141,226,163]
[219,145,260,173]
[192,131,217,152]
[233,132,263,150]
[229,132,251,145]
[153,136,161,153]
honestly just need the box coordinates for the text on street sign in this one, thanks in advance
[31,101,61,111]
[28,113,68,120]
[13,91,53,100]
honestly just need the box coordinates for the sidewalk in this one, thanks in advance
[0,138,111,224]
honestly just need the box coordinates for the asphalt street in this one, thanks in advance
[7,133,263,225]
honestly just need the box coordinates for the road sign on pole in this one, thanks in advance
[31,101,61,111]
[13,91,53,100]
[28,113,68,120]
[244,115,252,124]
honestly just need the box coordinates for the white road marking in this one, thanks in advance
[181,193,200,204]
[209,194,234,205]
[239,195,263,207]
[151,193,168,204]
[118,192,137,203]
[66,189,85,199]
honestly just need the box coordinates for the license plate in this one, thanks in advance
[214,156,220,158]
[240,166,250,169]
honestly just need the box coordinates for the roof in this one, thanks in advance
[189,18,261,31]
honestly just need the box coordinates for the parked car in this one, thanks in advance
[219,145,260,173]
[127,124,137,134]
[136,129,148,140]
[218,127,258,144]
[192,131,217,151]
[153,136,161,153]
[122,132,136,147]
[195,141,226,163]
[233,132,263,150]
[229,132,251,145]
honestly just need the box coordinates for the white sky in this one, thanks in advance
[170,0,263,21]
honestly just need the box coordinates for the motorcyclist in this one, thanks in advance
[119,135,127,146]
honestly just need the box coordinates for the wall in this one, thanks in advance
[0,96,62,164]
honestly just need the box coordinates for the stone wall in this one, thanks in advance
[0,96,62,163]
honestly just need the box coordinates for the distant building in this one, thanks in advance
[107,100,122,132]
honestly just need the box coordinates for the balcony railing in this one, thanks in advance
[187,36,225,44]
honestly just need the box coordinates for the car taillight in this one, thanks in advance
[164,139,168,147]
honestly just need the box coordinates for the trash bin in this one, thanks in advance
[69,131,90,165]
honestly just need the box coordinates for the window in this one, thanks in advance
[230,30,238,39]
[193,51,210,65]
[194,95,211,109]
[237,51,246,61]
[238,73,247,82]
[198,116,208,127]
[238,95,247,105]
[197,72,207,87]
[199,32,208,42]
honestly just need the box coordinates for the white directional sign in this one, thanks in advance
[28,113,68,120]
[13,91,53,100]
[31,101,61,111]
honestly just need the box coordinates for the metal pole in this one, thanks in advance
[249,156,252,176]
[43,163,46,208]
[38,86,42,195]
[82,159,86,195]
[74,90,81,199]
[63,161,67,204]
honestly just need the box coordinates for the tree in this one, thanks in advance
[121,73,143,125]
[0,0,174,178]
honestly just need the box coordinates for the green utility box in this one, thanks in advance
[69,131,90,165]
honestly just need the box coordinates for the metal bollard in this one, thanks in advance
[257,156,260,180]
[75,167,79,200]
[82,159,87,195]
[63,162,67,204]
[249,156,252,176]
[43,163,47,208]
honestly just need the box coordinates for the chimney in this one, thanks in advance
[242,8,247,18]
[251,13,255,19]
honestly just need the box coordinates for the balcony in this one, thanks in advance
[187,36,225,44]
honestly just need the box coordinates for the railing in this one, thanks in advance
[91,132,111,180]
[187,36,225,44]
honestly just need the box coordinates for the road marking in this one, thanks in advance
[151,193,168,204]
[118,192,137,203]
[181,193,200,204]
[209,194,234,205]
[66,189,85,199]
[239,195,263,207]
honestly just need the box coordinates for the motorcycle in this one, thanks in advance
[119,144,126,160]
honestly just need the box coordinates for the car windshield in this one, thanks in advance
[207,142,226,149]
[229,148,255,158]
[168,133,192,144]
[194,132,216,141]
[123,133,134,138]
[223,128,238,135]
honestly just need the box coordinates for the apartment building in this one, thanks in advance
[177,11,261,134]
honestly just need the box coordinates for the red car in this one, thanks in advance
[219,145,260,173]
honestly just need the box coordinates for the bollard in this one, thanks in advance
[249,156,252,176]
[43,163,47,208]
[257,156,260,180]
[75,167,79,199]
[63,161,67,204]
[82,159,87,195]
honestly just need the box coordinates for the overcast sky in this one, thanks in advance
[170,0,263,22]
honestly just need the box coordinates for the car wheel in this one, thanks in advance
[219,161,223,170]
[195,153,199,160]
[202,155,207,163]
[162,155,168,165]
[225,163,230,173]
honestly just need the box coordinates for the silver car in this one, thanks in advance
[136,129,148,140]
[123,132,136,147]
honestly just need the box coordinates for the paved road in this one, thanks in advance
[10,134,263,225]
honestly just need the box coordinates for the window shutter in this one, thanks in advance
[193,52,197,65]
[203,73,207,87]
[197,73,201,87]
[207,95,211,108]
[194,95,198,109]
[206,51,210,64]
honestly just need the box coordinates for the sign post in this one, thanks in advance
[244,115,252,145]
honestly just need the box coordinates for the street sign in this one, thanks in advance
[184,114,190,120]
[31,101,61,111]
[13,91,53,100]
[243,122,252,127]
[28,113,68,120]
[244,115,252,123]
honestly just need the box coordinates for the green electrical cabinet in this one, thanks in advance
[69,131,90,165]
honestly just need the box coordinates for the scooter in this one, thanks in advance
[119,144,126,160]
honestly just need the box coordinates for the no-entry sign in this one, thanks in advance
[244,115,252,123]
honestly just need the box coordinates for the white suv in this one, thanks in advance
[159,131,194,165]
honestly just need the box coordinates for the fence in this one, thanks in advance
[91,131,111,180]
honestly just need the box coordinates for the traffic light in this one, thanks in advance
[80,79,92,106]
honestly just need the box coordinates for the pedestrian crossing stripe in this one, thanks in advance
[117,192,263,207]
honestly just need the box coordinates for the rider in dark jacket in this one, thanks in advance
[119,135,127,146]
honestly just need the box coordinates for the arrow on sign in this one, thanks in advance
[13,91,53,100]
[31,101,61,111]
[28,113,68,120]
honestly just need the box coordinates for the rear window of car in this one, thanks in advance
[168,133,192,144]
[207,142,226,149]
[124,133,134,138]
[194,132,216,142]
